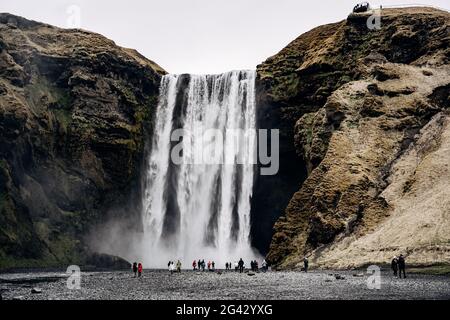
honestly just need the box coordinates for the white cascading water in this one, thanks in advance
[140,70,260,268]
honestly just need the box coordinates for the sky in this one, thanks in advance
[1,0,449,74]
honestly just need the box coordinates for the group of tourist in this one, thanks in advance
[133,255,408,278]
[168,260,182,274]
[132,262,143,277]
[250,260,259,272]
[391,254,407,278]
[192,259,217,271]
[130,258,268,277]
[169,258,270,274]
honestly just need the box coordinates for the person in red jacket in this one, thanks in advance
[138,263,143,277]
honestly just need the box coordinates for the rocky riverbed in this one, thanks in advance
[1,269,449,300]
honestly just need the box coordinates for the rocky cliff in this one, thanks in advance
[1,7,449,271]
[258,7,450,269]
[0,13,165,269]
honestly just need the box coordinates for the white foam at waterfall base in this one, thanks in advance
[136,70,261,268]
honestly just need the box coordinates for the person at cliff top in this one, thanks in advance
[192,260,197,270]
[238,258,245,273]
[398,254,406,279]
[303,257,309,273]
[176,260,182,272]
[391,256,398,276]
[132,262,138,277]
[137,263,143,277]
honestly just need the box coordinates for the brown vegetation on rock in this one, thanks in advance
[258,7,450,269]
[0,13,165,268]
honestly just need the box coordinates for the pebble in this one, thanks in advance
[31,287,42,294]
[0,270,448,300]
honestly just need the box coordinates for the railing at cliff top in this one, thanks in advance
[373,3,449,12]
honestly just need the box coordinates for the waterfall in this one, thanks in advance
[140,70,259,268]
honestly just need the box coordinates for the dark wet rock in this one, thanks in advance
[0,13,165,269]
[85,253,131,270]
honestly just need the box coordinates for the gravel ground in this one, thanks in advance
[1,269,449,300]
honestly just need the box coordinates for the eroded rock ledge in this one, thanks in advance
[257,7,450,269]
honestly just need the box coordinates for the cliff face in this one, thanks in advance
[257,7,450,268]
[1,7,448,270]
[0,13,165,268]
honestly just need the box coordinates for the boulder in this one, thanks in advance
[31,287,42,294]
[85,253,131,270]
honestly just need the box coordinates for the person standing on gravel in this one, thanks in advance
[176,260,182,273]
[391,256,398,276]
[132,262,138,277]
[138,263,143,277]
[303,257,309,273]
[398,254,406,278]
[192,260,197,270]
[238,258,245,273]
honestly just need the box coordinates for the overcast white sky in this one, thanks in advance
[1,0,448,74]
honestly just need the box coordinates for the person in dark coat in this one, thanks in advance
[398,254,406,278]
[303,257,309,273]
[238,258,245,273]
[391,256,398,276]
[132,262,138,277]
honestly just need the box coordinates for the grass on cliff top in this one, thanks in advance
[407,264,450,276]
